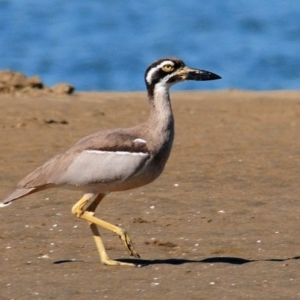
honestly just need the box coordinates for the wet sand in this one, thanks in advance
[0,90,300,299]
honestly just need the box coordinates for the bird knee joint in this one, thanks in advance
[71,204,84,217]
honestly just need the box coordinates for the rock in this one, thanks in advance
[51,83,75,95]
[0,70,75,96]
[27,76,43,89]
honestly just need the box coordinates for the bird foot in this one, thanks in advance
[117,228,140,258]
[101,256,137,267]
[75,205,141,260]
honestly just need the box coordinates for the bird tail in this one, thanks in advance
[1,188,36,207]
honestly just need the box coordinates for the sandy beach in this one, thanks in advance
[0,90,300,299]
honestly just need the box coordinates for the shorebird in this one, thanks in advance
[1,57,221,266]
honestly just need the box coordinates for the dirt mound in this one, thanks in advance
[0,70,74,96]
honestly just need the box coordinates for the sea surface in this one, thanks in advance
[0,0,300,91]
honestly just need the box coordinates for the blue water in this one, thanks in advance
[0,0,300,91]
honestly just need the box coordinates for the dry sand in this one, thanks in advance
[0,90,300,299]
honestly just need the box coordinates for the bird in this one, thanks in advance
[1,57,221,266]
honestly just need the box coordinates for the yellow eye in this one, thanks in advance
[162,64,174,72]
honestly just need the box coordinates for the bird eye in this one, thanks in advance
[162,64,174,72]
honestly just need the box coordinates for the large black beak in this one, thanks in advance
[177,66,221,81]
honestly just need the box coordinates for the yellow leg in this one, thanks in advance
[71,193,139,266]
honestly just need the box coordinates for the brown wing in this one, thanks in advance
[72,128,149,153]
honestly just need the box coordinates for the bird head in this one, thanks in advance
[145,57,221,94]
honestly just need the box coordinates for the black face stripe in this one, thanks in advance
[165,74,181,84]
[147,68,166,85]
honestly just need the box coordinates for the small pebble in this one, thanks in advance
[151,282,160,286]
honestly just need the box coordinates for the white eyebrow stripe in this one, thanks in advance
[85,150,148,156]
[134,138,147,144]
[146,60,175,84]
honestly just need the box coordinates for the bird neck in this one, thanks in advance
[148,83,174,130]
[142,83,175,157]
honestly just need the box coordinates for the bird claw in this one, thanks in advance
[119,228,140,258]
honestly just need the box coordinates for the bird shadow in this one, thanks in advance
[117,256,300,267]
[53,256,300,266]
